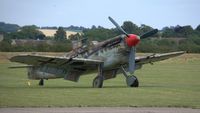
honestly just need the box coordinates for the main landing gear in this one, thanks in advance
[93,64,104,88]
[126,76,139,87]
[93,76,104,88]
[121,66,139,87]
[39,79,44,86]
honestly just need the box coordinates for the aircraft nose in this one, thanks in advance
[125,34,140,47]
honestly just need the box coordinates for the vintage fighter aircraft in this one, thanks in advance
[9,17,185,88]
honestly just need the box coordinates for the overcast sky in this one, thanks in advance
[0,0,199,29]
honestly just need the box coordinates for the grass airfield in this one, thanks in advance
[0,52,199,108]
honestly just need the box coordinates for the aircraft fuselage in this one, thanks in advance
[27,36,132,81]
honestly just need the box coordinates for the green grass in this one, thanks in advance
[0,52,200,108]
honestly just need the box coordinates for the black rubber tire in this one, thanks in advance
[92,76,103,88]
[126,76,139,87]
[39,79,44,86]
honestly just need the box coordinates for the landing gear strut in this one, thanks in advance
[93,63,104,88]
[121,66,139,87]
[39,79,44,86]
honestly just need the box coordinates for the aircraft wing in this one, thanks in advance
[135,51,185,65]
[10,54,103,70]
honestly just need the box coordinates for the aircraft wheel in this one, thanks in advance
[126,76,139,87]
[39,79,44,86]
[93,76,103,88]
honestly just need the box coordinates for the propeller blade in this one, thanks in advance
[140,29,158,39]
[128,47,135,74]
[108,16,129,36]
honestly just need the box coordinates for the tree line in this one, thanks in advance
[0,21,200,53]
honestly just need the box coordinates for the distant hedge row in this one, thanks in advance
[0,41,72,52]
[1,38,200,53]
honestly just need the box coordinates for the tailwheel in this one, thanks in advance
[39,79,44,86]
[126,76,139,87]
[93,76,104,88]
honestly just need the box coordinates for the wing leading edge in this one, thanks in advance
[136,51,186,65]
[10,54,103,69]
[10,51,185,70]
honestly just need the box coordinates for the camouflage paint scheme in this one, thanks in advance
[10,34,184,84]
[9,17,185,87]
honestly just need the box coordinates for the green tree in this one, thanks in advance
[0,22,20,32]
[177,25,194,38]
[0,34,12,52]
[139,24,153,35]
[196,24,200,32]
[161,27,175,37]
[8,25,45,39]
[121,21,140,34]
[195,24,200,36]
[54,27,66,41]
[83,27,117,41]
[68,33,82,40]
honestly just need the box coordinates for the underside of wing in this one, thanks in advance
[10,54,103,70]
[136,51,185,65]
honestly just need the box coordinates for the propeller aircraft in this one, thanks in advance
[9,17,185,88]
